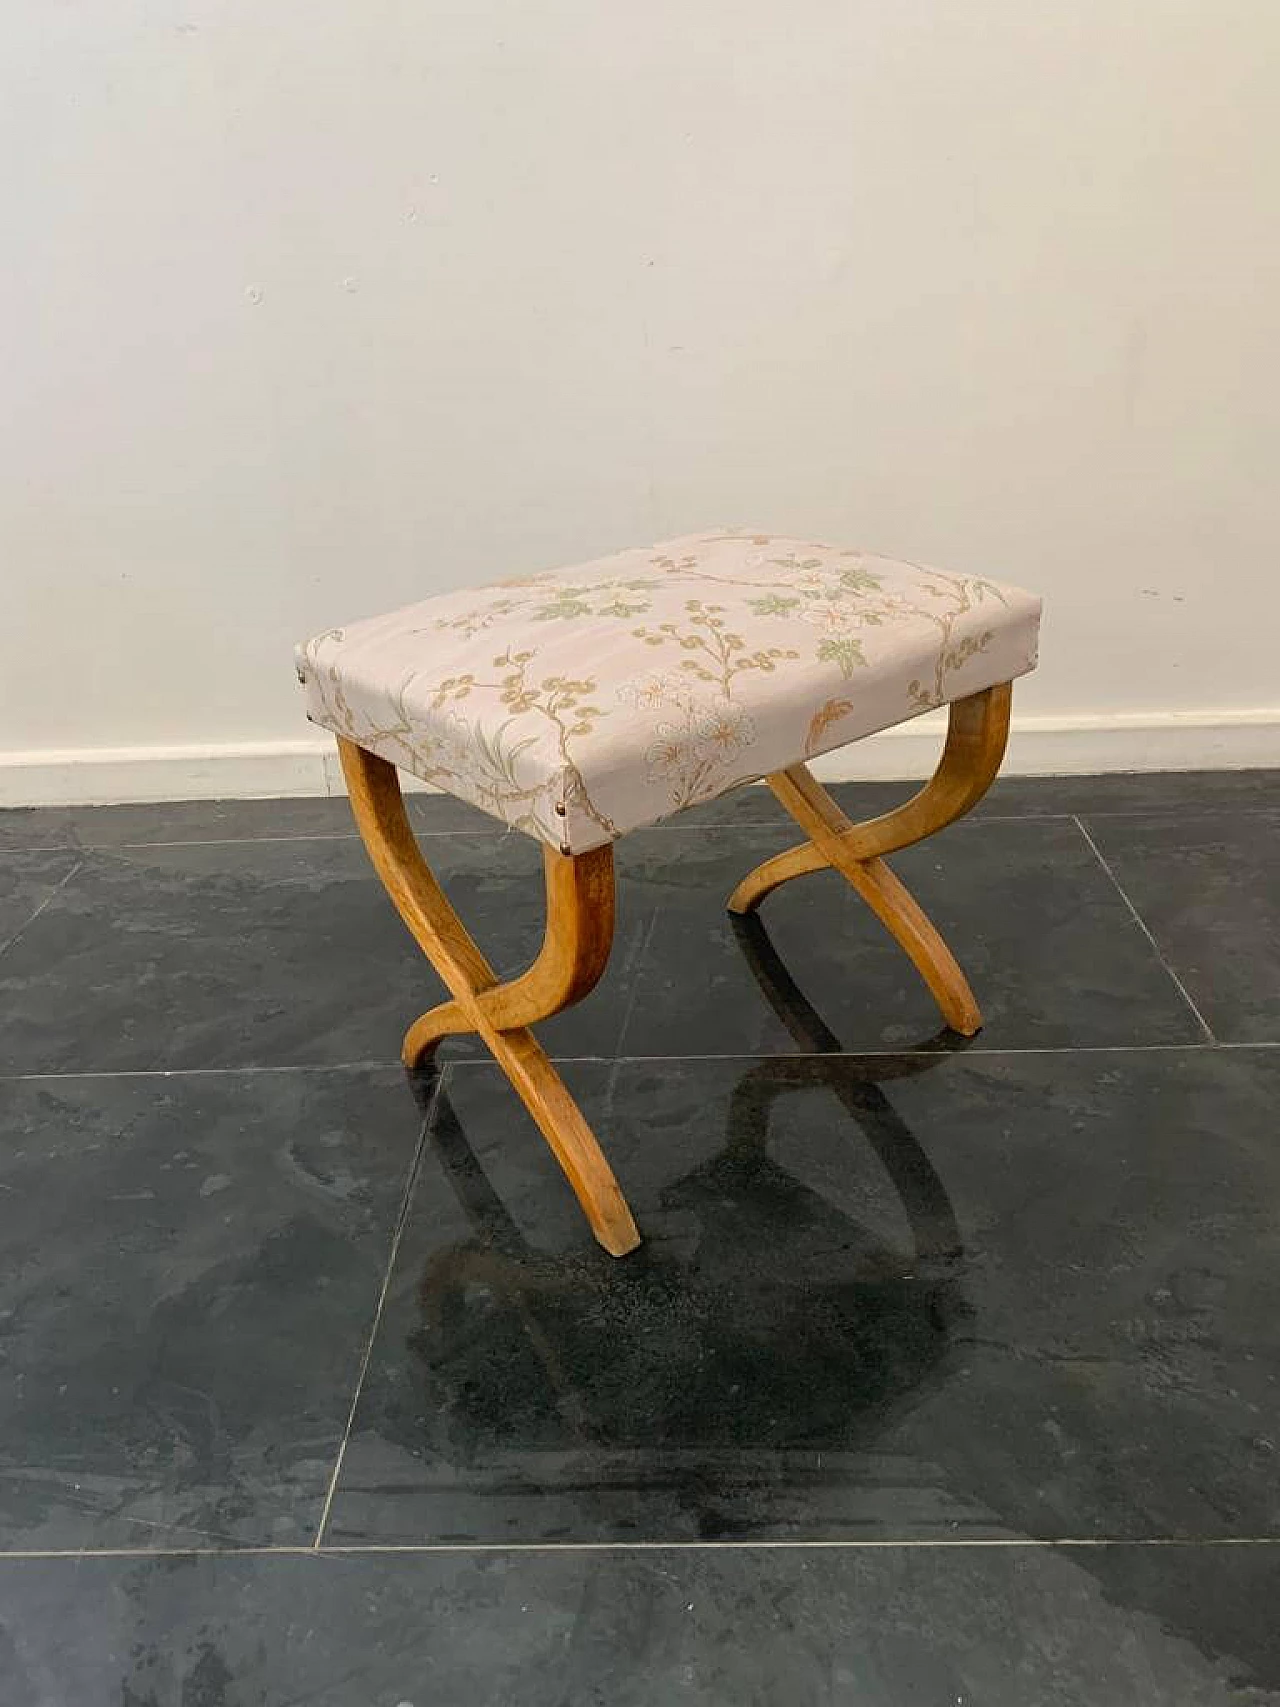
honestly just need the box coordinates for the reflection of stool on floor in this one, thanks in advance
[298,530,1040,1253]
[408,916,972,1461]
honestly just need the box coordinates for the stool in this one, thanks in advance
[296,529,1041,1256]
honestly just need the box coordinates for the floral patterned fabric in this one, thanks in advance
[296,529,1041,853]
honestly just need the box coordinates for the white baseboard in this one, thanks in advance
[811,707,1280,784]
[0,740,332,808]
[1,710,1277,808]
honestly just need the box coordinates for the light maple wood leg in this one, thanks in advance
[337,738,640,1257]
[401,842,615,1063]
[727,683,1013,1037]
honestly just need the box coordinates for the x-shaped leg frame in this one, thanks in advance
[337,680,1011,1258]
[338,738,640,1256]
[728,682,1012,1036]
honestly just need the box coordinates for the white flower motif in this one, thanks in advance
[618,671,676,711]
[645,722,696,775]
[696,702,756,754]
[432,708,473,774]
[797,599,852,634]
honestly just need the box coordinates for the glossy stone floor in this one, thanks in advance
[1,770,1278,1704]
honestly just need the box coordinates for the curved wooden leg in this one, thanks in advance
[338,739,639,1257]
[403,844,615,1064]
[726,838,828,913]
[727,683,1013,1037]
[822,850,983,1035]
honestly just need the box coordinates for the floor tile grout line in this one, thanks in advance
[0,1061,408,1082]
[1065,804,1280,822]
[1073,815,1217,1042]
[2,1041,1279,1085]
[0,812,1173,857]
[611,908,662,1061]
[443,1042,1277,1061]
[4,798,1278,857]
[2,1536,1280,1562]
[311,1068,444,1550]
[0,856,85,965]
[79,829,504,855]
[321,1535,1280,1554]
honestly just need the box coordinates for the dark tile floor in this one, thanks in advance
[0,770,1277,1704]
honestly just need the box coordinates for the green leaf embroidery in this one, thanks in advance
[817,635,867,677]
[748,593,802,617]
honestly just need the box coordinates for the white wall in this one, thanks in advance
[4,0,1279,802]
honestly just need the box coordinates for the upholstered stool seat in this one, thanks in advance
[298,529,1040,854]
[298,528,1041,1258]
